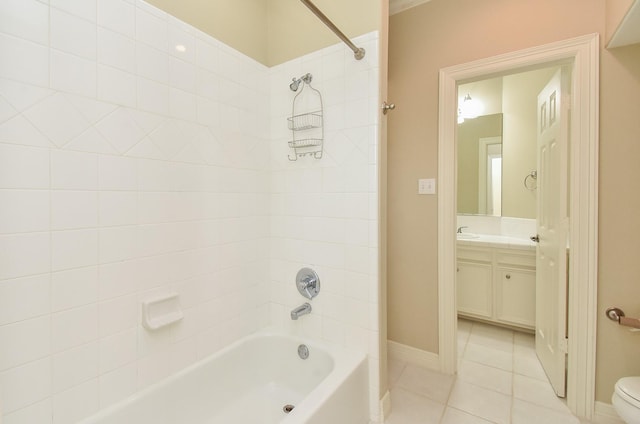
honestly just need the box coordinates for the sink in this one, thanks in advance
[457,233,480,240]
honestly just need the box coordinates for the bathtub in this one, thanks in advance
[79,329,369,424]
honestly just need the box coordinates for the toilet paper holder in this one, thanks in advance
[605,307,640,330]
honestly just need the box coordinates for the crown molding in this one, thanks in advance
[389,0,433,15]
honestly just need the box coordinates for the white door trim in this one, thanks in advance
[437,33,599,418]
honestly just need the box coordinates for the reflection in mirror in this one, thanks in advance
[457,114,503,216]
[456,66,559,219]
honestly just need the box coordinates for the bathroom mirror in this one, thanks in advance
[456,67,557,219]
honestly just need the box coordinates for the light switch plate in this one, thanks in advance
[418,178,436,195]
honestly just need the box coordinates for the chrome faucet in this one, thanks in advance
[291,302,312,320]
[457,226,468,234]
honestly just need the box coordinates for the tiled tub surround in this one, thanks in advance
[0,1,381,423]
[268,32,381,422]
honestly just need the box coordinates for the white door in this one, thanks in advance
[535,68,570,397]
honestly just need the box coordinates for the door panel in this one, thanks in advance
[535,68,570,397]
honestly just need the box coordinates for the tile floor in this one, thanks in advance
[385,319,592,424]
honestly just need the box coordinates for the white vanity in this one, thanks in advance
[456,235,536,331]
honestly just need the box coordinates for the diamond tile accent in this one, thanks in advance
[0,78,53,113]
[64,127,118,154]
[65,94,117,124]
[94,107,145,154]
[0,115,51,147]
[23,93,91,147]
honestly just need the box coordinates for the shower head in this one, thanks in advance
[289,73,313,92]
[290,78,301,92]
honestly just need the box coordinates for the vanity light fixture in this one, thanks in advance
[458,93,484,123]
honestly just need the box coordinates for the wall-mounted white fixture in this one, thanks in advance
[141,293,184,331]
[296,268,320,299]
[458,93,484,123]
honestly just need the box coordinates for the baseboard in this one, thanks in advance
[593,401,624,424]
[387,340,440,371]
[380,389,391,421]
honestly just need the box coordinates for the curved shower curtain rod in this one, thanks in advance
[299,0,366,60]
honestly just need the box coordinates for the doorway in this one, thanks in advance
[437,34,599,419]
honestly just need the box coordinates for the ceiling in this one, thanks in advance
[608,0,640,48]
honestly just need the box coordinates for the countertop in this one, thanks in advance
[456,234,536,251]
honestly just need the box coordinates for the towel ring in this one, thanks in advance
[524,170,537,191]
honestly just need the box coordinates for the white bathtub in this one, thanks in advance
[79,329,369,424]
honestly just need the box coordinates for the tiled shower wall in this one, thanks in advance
[0,1,271,422]
[268,32,381,421]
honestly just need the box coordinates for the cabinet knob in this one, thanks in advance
[505,274,511,279]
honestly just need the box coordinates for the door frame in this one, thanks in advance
[437,34,599,418]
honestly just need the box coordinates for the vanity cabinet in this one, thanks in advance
[457,245,535,330]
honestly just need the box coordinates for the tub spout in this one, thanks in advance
[291,302,312,320]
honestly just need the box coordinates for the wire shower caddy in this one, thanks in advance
[288,73,324,160]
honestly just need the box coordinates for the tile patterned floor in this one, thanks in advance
[385,319,592,424]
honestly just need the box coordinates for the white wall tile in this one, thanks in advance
[0,34,48,86]
[0,316,50,371]
[98,362,136,408]
[97,28,135,73]
[50,49,97,97]
[168,25,195,64]
[135,8,168,52]
[98,226,138,263]
[51,150,98,190]
[136,43,169,83]
[99,295,137,337]
[0,274,50,326]
[99,329,136,373]
[0,358,51,413]
[50,8,97,60]
[0,233,50,280]
[98,260,138,300]
[98,155,137,190]
[99,191,137,227]
[51,191,98,230]
[0,0,49,45]
[51,0,97,22]
[52,304,98,353]
[51,266,98,312]
[51,229,98,271]
[52,378,99,424]
[24,92,91,147]
[94,108,145,153]
[52,342,98,393]
[169,88,196,121]
[136,77,169,116]
[97,0,134,38]
[97,65,136,108]
[169,57,196,93]
[0,190,49,234]
[2,398,52,424]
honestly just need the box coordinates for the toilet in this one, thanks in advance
[613,377,640,423]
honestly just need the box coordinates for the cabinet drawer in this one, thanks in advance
[496,251,536,268]
[458,247,492,263]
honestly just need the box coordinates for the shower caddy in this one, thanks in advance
[287,73,324,160]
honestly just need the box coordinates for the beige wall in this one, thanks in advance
[147,0,380,66]
[146,0,270,64]
[267,0,381,66]
[389,0,640,402]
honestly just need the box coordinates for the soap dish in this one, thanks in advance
[141,293,183,331]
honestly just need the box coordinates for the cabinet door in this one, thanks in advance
[457,261,492,319]
[495,267,536,328]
